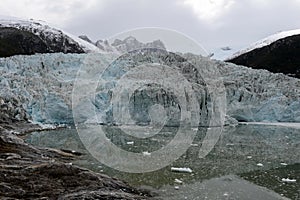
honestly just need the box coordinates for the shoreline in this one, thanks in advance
[0,121,156,199]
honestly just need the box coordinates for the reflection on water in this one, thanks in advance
[25,125,300,199]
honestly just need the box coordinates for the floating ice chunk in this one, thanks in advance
[142,151,151,156]
[281,178,296,183]
[126,141,134,145]
[171,167,193,173]
[174,179,183,184]
[280,162,288,166]
[257,163,264,167]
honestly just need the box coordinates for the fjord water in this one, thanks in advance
[25,124,299,199]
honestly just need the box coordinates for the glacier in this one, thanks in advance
[0,52,299,125]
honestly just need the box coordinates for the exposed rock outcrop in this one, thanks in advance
[0,126,153,199]
[0,18,99,57]
[226,32,300,79]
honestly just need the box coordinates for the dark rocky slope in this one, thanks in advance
[0,26,84,57]
[0,18,100,57]
[0,125,154,199]
[226,34,300,78]
[0,27,85,58]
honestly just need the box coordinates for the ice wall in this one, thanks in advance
[0,53,299,125]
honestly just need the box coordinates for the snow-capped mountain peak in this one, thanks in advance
[0,16,100,54]
[227,29,300,60]
[81,35,166,54]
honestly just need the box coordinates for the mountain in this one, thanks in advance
[0,16,166,58]
[79,35,166,53]
[0,17,299,125]
[111,36,166,52]
[226,29,300,78]
[0,17,99,57]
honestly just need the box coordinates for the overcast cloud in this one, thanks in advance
[1,0,300,51]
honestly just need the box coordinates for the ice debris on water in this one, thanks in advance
[171,167,193,173]
[174,179,183,184]
[281,178,296,183]
[126,141,134,145]
[142,151,151,156]
[256,163,264,167]
[280,162,288,166]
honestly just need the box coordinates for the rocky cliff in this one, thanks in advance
[0,126,153,199]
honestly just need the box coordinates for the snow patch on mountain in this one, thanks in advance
[0,16,169,56]
[0,16,99,53]
[227,29,300,60]
[79,35,166,54]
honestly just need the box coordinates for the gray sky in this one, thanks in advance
[1,0,300,51]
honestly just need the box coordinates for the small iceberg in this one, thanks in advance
[174,179,183,184]
[280,162,288,166]
[126,141,134,145]
[142,151,151,156]
[281,178,296,183]
[171,167,193,173]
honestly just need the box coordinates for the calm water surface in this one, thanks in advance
[25,124,300,200]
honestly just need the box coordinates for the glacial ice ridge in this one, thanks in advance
[0,53,299,125]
